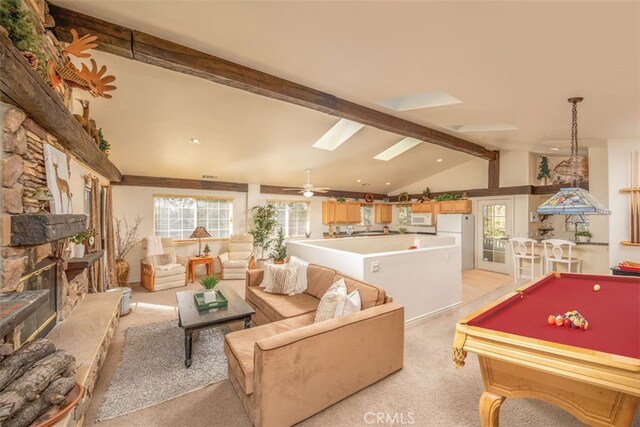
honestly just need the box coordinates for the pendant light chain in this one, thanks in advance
[568,97,584,187]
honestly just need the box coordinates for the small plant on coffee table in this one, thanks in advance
[203,244,211,257]
[270,228,287,264]
[199,275,219,292]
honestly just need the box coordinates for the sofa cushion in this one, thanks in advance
[304,264,336,300]
[224,312,315,395]
[265,266,298,295]
[223,259,249,269]
[154,264,185,278]
[229,250,253,261]
[247,286,319,322]
[334,274,386,309]
[314,279,347,323]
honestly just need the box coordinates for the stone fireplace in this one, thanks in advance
[1,106,91,347]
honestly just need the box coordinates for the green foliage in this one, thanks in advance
[422,187,431,199]
[336,196,346,202]
[199,275,219,290]
[575,231,592,238]
[249,204,278,259]
[98,129,110,154]
[0,0,48,75]
[398,227,407,234]
[70,228,94,244]
[269,228,287,261]
[203,244,211,253]
[537,156,552,181]
[434,193,462,202]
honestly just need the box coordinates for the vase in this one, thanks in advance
[274,259,285,265]
[115,258,130,286]
[73,243,85,258]
[203,289,217,303]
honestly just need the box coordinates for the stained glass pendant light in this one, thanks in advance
[536,97,611,216]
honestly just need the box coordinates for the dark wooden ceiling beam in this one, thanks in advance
[113,175,249,192]
[49,5,497,161]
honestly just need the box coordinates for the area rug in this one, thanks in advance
[96,320,229,421]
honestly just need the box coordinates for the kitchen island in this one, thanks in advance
[288,234,460,322]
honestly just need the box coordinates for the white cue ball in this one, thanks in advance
[593,284,601,292]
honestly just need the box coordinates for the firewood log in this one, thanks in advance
[0,340,55,392]
[0,350,74,422]
[3,377,75,427]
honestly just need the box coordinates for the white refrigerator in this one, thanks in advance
[437,214,475,271]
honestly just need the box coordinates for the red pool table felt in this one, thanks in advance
[467,273,640,359]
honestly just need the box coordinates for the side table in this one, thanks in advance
[188,256,214,283]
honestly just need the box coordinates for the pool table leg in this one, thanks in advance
[479,391,505,427]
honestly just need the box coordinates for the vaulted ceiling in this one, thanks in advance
[54,1,639,192]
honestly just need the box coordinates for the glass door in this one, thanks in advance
[476,199,512,273]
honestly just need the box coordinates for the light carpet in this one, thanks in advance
[96,320,229,421]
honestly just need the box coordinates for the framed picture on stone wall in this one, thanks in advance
[43,144,73,214]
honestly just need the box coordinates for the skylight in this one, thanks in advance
[312,119,365,151]
[448,122,518,132]
[374,138,422,161]
[376,90,463,112]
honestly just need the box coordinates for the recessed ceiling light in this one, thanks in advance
[385,182,391,186]
[312,119,365,151]
[377,90,463,112]
[374,137,421,161]
[550,147,561,151]
[448,122,518,132]
[356,179,362,183]
[189,138,201,144]
[436,158,444,162]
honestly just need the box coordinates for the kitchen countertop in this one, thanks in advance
[322,231,437,238]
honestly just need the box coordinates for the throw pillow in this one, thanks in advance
[260,261,275,288]
[149,253,175,266]
[314,279,347,323]
[336,289,361,318]
[264,266,299,295]
[287,256,309,293]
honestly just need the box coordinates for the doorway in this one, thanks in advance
[476,199,513,274]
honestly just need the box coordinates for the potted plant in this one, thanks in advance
[203,243,211,257]
[537,155,552,185]
[114,215,143,286]
[70,228,93,258]
[575,231,592,243]
[422,187,431,202]
[199,275,220,303]
[398,227,407,234]
[249,204,278,262]
[336,196,346,203]
[270,228,287,264]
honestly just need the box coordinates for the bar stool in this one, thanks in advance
[508,237,543,284]
[541,239,582,273]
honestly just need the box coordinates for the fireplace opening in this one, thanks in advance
[17,258,57,346]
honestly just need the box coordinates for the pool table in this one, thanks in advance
[453,272,640,426]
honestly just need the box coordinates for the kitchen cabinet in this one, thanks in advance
[438,200,472,214]
[412,201,438,214]
[322,201,361,224]
[374,204,392,224]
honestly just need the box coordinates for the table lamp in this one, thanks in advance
[190,226,211,257]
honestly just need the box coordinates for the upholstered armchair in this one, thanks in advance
[140,237,187,292]
[218,233,255,280]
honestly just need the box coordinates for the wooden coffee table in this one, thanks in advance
[176,287,254,368]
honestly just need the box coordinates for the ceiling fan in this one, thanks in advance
[283,169,331,198]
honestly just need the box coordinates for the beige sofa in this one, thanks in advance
[224,264,404,427]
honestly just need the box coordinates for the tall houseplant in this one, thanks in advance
[270,228,287,264]
[249,204,278,260]
[114,215,143,286]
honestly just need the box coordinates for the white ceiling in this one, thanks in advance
[56,1,639,192]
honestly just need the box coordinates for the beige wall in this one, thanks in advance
[392,157,488,194]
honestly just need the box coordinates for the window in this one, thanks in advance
[154,196,233,240]
[360,205,373,226]
[268,200,310,237]
[397,204,412,225]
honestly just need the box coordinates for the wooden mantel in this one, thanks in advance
[0,33,122,182]
[49,5,498,161]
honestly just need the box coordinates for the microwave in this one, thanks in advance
[411,213,432,225]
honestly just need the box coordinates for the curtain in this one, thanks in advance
[104,186,117,288]
[89,176,104,292]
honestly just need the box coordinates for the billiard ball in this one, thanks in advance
[555,316,564,327]
[547,315,556,325]
[593,284,601,292]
